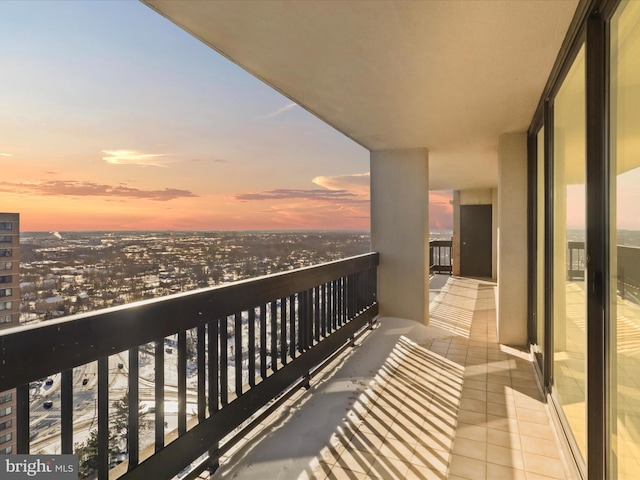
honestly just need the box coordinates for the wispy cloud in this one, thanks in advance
[0,180,197,201]
[102,149,168,167]
[0,152,13,157]
[257,102,298,120]
[234,188,365,203]
[312,173,370,198]
[190,158,228,164]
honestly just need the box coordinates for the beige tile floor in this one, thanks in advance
[210,277,573,480]
[309,278,571,480]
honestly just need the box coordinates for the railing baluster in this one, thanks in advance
[306,289,312,349]
[355,273,359,315]
[328,281,333,332]
[280,298,287,366]
[220,317,228,407]
[335,279,340,327]
[208,319,220,472]
[16,383,29,454]
[350,274,356,318]
[197,325,206,422]
[363,270,368,310]
[321,283,327,338]
[208,319,219,415]
[372,266,377,305]
[335,278,340,327]
[97,356,109,480]
[314,286,320,343]
[308,289,314,348]
[178,331,187,436]
[345,275,350,320]
[289,294,296,358]
[298,291,305,354]
[128,347,139,469]
[354,272,360,313]
[328,281,334,332]
[270,301,278,372]
[61,369,73,454]
[155,340,165,452]
[343,277,347,324]
[307,289,313,348]
[332,279,338,330]
[260,304,267,380]
[361,270,366,311]
[248,308,256,388]
[234,312,243,397]
[341,277,347,325]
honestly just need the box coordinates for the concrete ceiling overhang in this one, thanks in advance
[143,0,578,191]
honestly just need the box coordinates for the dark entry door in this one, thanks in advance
[460,204,492,278]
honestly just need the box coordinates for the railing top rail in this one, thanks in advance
[619,244,640,251]
[0,252,378,391]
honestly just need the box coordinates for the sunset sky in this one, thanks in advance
[0,1,452,232]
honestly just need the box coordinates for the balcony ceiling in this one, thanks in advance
[143,0,578,191]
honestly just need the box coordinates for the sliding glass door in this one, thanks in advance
[552,44,587,458]
[611,2,640,477]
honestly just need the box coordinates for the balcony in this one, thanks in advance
[0,250,577,480]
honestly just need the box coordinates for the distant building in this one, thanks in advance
[0,213,18,454]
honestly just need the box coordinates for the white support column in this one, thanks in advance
[371,148,429,325]
[497,133,528,347]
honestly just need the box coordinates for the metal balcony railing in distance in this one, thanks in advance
[429,240,452,275]
[566,242,640,304]
[568,241,585,280]
[0,252,379,480]
[616,245,640,304]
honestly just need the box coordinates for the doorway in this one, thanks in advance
[460,204,492,278]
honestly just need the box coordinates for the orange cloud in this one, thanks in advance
[0,180,197,201]
[234,189,364,203]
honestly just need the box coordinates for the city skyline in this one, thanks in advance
[0,1,453,233]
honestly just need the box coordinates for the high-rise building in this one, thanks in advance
[0,213,19,454]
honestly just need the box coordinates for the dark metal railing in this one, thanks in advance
[567,243,640,304]
[617,245,640,304]
[429,240,452,274]
[0,253,378,480]
[568,241,585,280]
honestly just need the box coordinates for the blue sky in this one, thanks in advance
[0,1,455,232]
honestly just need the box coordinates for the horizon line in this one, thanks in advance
[20,228,455,234]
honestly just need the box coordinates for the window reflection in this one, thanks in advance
[553,45,586,458]
[611,1,640,477]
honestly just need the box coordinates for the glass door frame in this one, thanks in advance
[526,1,624,478]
